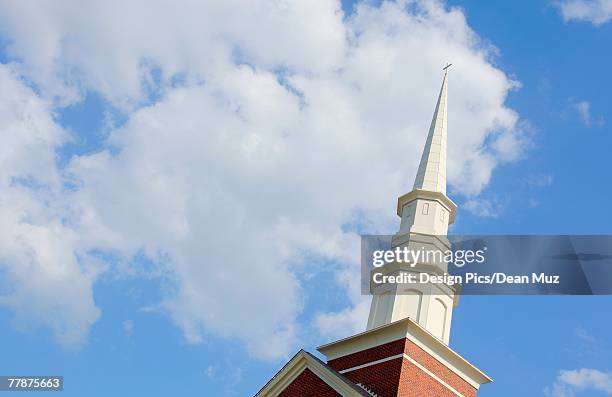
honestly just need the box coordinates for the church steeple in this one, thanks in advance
[257,65,493,397]
[413,67,449,194]
[366,66,459,344]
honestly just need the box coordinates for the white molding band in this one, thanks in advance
[338,354,404,374]
[318,318,491,388]
[339,353,466,397]
[403,353,466,397]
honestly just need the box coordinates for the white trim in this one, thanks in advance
[338,352,469,397]
[403,353,467,397]
[255,351,364,397]
[317,317,491,388]
[405,328,481,389]
[339,354,404,374]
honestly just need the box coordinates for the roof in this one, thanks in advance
[254,349,370,397]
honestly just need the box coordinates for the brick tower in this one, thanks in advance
[256,66,491,397]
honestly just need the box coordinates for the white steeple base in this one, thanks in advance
[366,231,459,344]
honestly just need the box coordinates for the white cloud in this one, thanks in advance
[569,99,604,128]
[315,298,371,340]
[575,326,597,344]
[464,197,505,218]
[546,369,612,397]
[0,0,528,359]
[555,0,612,25]
[203,362,242,385]
[205,365,217,380]
[122,320,134,336]
[524,173,554,188]
[0,65,101,348]
[0,0,346,108]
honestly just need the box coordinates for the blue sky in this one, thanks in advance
[0,1,611,396]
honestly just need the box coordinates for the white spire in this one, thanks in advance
[413,68,449,194]
[367,66,458,344]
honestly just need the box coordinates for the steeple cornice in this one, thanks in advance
[397,188,457,224]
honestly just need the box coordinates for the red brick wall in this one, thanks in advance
[327,338,478,397]
[278,368,340,397]
[404,339,476,397]
[397,359,458,397]
[342,357,404,396]
[327,339,406,371]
